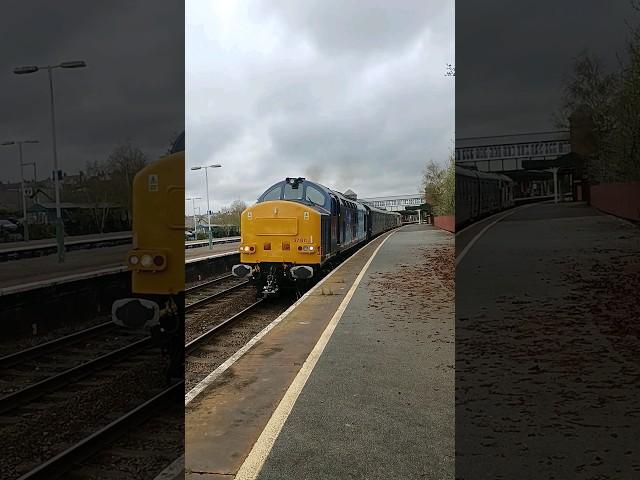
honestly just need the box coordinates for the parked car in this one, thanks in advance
[0,219,18,233]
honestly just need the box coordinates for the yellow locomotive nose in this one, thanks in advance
[239,200,321,265]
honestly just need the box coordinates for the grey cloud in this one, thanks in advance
[456,0,636,137]
[186,0,453,213]
[1,1,183,183]
[259,0,450,57]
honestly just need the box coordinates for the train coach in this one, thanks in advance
[456,165,514,227]
[232,177,401,297]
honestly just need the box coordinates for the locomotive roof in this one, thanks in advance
[258,178,399,216]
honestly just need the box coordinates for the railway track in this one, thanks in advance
[0,325,151,415]
[185,273,256,344]
[0,337,154,417]
[186,299,264,354]
[185,297,291,391]
[16,381,184,480]
[9,271,249,478]
[185,273,249,311]
[0,320,116,367]
[0,328,172,479]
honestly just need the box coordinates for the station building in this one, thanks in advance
[357,193,425,223]
[455,130,587,202]
[358,193,425,212]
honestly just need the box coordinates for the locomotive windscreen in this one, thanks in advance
[258,179,330,210]
[170,131,185,154]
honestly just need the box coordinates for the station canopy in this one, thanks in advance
[521,152,584,170]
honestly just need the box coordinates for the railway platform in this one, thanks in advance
[0,243,240,295]
[0,230,131,251]
[456,201,640,479]
[184,224,454,479]
[185,236,240,249]
[0,233,239,264]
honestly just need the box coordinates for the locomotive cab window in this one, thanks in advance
[283,182,304,200]
[262,185,282,201]
[305,184,327,207]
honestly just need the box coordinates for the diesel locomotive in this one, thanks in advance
[232,177,401,297]
[111,132,185,378]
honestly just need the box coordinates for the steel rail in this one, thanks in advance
[185,273,233,293]
[0,321,114,369]
[185,280,249,312]
[0,336,153,415]
[17,380,184,480]
[185,299,264,354]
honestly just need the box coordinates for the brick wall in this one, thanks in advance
[591,182,640,221]
[434,215,455,233]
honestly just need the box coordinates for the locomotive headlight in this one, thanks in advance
[303,245,309,251]
[140,254,154,267]
[129,255,139,265]
[309,246,314,251]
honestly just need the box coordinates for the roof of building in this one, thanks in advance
[456,131,570,149]
[359,193,423,201]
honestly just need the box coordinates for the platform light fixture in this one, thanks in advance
[186,196,203,238]
[13,60,87,262]
[190,164,222,249]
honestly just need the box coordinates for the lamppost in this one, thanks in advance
[14,60,87,262]
[1,139,39,241]
[548,167,559,203]
[190,164,222,249]
[186,196,202,238]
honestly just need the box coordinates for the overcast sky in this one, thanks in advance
[456,0,637,139]
[186,0,454,215]
[0,1,183,185]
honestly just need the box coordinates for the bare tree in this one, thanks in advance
[70,143,148,231]
[212,199,247,234]
[105,143,148,221]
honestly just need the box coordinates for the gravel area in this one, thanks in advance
[186,299,291,391]
[186,271,235,291]
[0,329,147,396]
[0,350,168,479]
[68,400,183,480]
[0,315,111,358]
[186,277,248,309]
[185,285,256,343]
